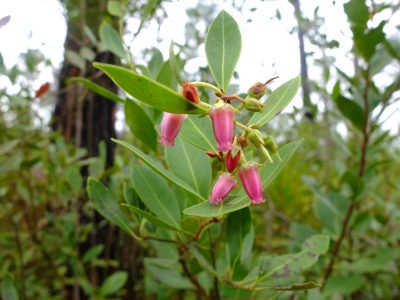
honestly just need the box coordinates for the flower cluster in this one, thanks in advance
[159,80,279,206]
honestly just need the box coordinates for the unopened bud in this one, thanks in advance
[206,151,218,158]
[263,136,278,154]
[247,129,264,148]
[238,136,249,148]
[245,97,264,112]
[182,82,200,104]
[247,82,266,99]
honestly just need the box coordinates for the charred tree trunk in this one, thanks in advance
[53,2,142,298]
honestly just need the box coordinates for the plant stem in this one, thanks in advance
[322,65,371,287]
[179,245,211,299]
[191,81,223,95]
[234,121,252,133]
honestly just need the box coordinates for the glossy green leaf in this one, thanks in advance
[87,178,135,236]
[187,244,218,277]
[165,137,211,199]
[131,164,181,227]
[180,115,217,152]
[183,140,302,217]
[71,77,124,103]
[99,22,126,60]
[1,274,19,300]
[122,203,179,231]
[248,77,301,127]
[125,99,158,151]
[254,235,329,287]
[205,10,242,90]
[112,138,205,201]
[94,63,208,114]
[99,271,128,296]
[334,95,364,130]
[227,207,251,269]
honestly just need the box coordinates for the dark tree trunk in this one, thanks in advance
[53,5,142,298]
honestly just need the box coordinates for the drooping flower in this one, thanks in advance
[209,104,235,152]
[238,164,264,204]
[226,150,240,173]
[158,112,187,147]
[209,173,237,205]
[182,82,200,104]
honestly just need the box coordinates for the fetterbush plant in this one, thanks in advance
[86,10,330,298]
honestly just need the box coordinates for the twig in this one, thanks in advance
[179,245,211,299]
[191,217,219,242]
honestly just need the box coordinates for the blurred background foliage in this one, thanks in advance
[0,0,399,299]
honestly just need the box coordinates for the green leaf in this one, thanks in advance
[165,137,211,199]
[125,99,158,151]
[107,0,124,17]
[180,115,217,153]
[344,0,369,27]
[183,140,302,217]
[122,203,179,231]
[99,22,126,60]
[205,10,242,90]
[131,164,181,227]
[248,77,301,128]
[83,245,104,263]
[145,259,193,289]
[148,48,164,78]
[112,138,205,201]
[324,275,365,296]
[1,274,19,300]
[187,244,219,277]
[87,178,135,236]
[0,52,5,74]
[255,235,329,287]
[71,77,124,103]
[66,50,86,71]
[354,22,386,61]
[334,95,364,130]
[94,63,208,114]
[227,207,251,269]
[99,271,128,296]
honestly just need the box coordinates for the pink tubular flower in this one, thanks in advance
[158,112,187,147]
[209,173,236,205]
[209,104,235,151]
[226,150,240,173]
[238,164,264,204]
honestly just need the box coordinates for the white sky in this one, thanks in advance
[0,0,399,133]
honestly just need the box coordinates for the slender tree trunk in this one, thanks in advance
[292,0,314,120]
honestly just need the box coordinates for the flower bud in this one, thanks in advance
[226,150,240,173]
[247,82,266,99]
[263,136,278,154]
[182,82,200,104]
[209,173,236,205]
[209,103,235,152]
[158,112,187,147]
[238,164,264,204]
[206,151,218,158]
[247,129,264,149]
[244,97,265,112]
